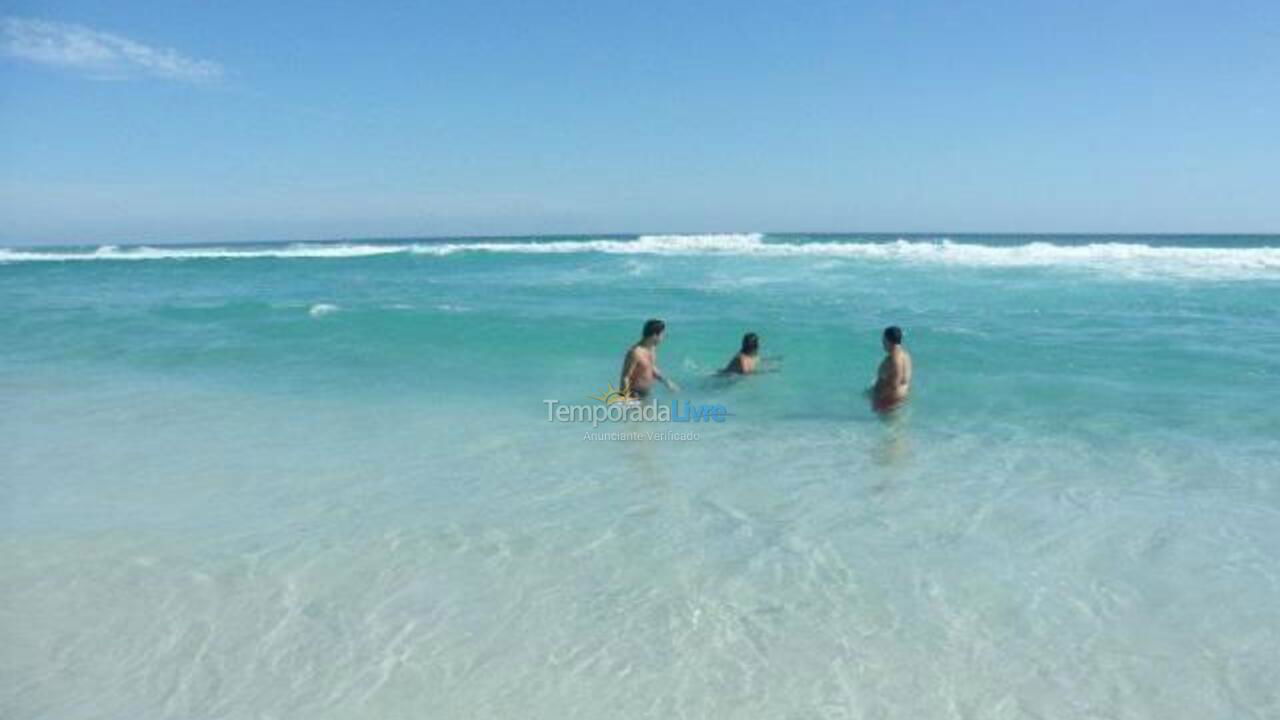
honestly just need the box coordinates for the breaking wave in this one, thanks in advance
[0,243,406,262]
[2,234,1277,279]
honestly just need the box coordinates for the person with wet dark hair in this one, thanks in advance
[720,332,760,375]
[871,325,912,412]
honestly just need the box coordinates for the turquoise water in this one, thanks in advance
[3,233,1279,718]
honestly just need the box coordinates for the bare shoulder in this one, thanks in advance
[622,345,641,366]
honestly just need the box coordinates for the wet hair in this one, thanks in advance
[642,319,666,339]
[883,326,903,345]
[741,332,759,355]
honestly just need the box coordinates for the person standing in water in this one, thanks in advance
[620,319,679,399]
[720,332,760,375]
[871,326,912,412]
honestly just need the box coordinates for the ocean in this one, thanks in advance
[3,233,1278,718]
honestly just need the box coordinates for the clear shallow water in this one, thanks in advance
[2,233,1279,718]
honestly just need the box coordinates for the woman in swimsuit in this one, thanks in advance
[720,332,760,375]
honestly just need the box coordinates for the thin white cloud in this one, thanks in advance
[1,17,223,82]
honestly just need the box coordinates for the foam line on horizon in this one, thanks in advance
[2,234,1278,280]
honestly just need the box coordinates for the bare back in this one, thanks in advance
[873,347,912,411]
[621,344,657,396]
[722,352,757,375]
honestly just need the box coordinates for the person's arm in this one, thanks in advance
[654,366,679,392]
[873,357,894,395]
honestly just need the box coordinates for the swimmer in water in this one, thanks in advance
[619,318,679,399]
[870,325,912,413]
[719,332,760,375]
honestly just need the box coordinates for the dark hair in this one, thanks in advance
[883,326,903,345]
[741,332,759,355]
[642,319,666,339]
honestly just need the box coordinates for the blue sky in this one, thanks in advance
[1,0,1277,244]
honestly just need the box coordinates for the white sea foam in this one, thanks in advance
[2,235,1278,279]
[308,303,339,317]
[409,233,767,256]
[0,242,408,262]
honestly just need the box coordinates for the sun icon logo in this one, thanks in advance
[591,381,632,404]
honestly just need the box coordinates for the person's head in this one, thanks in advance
[882,325,903,351]
[740,332,760,356]
[642,318,666,345]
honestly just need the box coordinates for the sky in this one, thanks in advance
[1,0,1277,245]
